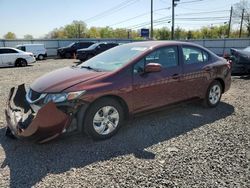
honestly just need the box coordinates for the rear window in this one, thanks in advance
[182,46,209,64]
[79,42,93,48]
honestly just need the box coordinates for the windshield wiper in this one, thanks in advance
[81,66,101,72]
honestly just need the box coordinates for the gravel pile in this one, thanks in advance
[0,59,249,187]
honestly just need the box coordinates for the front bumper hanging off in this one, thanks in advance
[5,84,71,143]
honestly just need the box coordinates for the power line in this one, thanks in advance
[84,0,139,23]
[126,10,229,30]
[175,10,229,16]
[108,8,170,27]
[129,15,229,29]
[178,0,204,4]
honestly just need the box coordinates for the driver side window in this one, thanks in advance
[133,46,178,74]
[134,59,145,74]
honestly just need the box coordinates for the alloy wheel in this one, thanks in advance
[209,85,221,105]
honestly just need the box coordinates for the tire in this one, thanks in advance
[38,54,44,60]
[15,59,27,67]
[65,52,71,59]
[83,98,124,140]
[203,80,222,108]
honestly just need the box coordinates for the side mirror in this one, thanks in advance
[145,63,162,73]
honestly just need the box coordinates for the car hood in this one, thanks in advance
[231,48,250,56]
[30,66,107,93]
[22,52,33,56]
[57,47,67,51]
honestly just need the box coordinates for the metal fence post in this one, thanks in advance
[222,38,226,55]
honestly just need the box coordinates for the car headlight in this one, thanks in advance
[43,91,86,104]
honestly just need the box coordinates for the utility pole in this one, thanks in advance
[151,0,153,39]
[171,0,180,40]
[77,24,81,38]
[227,6,233,38]
[127,29,131,39]
[239,9,245,38]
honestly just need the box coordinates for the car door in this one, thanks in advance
[0,49,18,66]
[132,46,183,113]
[180,45,211,99]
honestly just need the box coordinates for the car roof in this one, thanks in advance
[16,44,44,46]
[94,42,118,45]
[124,40,203,49]
[0,47,18,50]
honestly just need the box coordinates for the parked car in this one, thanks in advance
[230,46,250,75]
[57,41,94,58]
[5,41,231,143]
[16,44,47,60]
[0,47,36,67]
[76,42,119,61]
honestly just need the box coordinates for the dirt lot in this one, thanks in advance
[0,59,249,187]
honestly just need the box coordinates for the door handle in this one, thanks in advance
[172,74,180,79]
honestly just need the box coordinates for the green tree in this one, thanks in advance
[174,27,186,39]
[48,27,67,39]
[3,32,16,39]
[154,27,171,40]
[187,30,193,39]
[113,28,128,38]
[87,27,101,38]
[23,34,33,40]
[99,27,114,38]
[64,20,87,38]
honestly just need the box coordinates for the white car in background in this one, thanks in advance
[16,44,47,60]
[0,47,36,67]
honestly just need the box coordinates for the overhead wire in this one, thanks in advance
[84,0,140,23]
[108,7,171,27]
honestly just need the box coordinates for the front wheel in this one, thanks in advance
[15,59,27,67]
[203,80,222,107]
[83,98,124,140]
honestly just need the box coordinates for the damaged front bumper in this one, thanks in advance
[5,84,73,143]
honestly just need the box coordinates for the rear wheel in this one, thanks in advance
[83,98,124,140]
[38,54,44,60]
[203,80,222,107]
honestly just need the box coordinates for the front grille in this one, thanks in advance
[30,89,41,101]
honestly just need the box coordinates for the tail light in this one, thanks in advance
[223,52,230,60]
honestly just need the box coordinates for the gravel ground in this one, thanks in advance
[0,59,249,188]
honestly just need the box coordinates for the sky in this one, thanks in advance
[0,0,240,38]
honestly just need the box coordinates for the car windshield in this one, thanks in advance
[66,42,75,48]
[78,44,148,71]
[243,46,250,52]
[87,43,101,50]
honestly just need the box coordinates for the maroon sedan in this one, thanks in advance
[5,41,231,143]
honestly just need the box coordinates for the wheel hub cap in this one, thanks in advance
[93,106,119,135]
[209,85,221,105]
